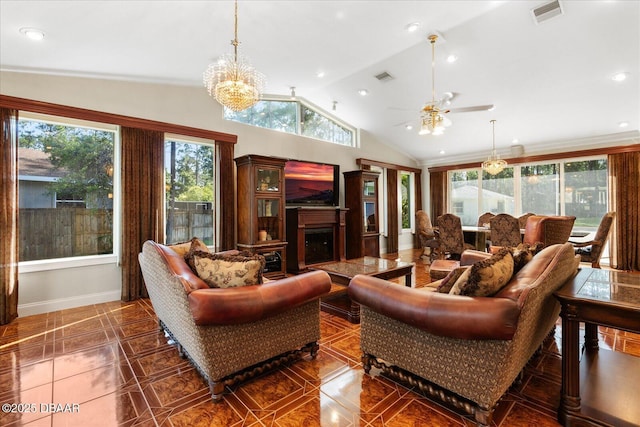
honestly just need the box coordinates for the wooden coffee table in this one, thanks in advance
[554,268,640,427]
[311,256,414,323]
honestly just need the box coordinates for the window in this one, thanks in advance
[224,99,298,134]
[224,97,356,147]
[18,117,116,261]
[165,139,216,245]
[400,171,413,229]
[448,157,607,230]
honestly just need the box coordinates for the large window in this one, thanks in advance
[448,157,607,231]
[225,97,356,147]
[18,116,116,261]
[165,139,216,245]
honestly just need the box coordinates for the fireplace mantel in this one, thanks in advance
[286,207,347,273]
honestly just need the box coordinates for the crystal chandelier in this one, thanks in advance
[482,120,508,175]
[419,35,451,136]
[203,0,265,112]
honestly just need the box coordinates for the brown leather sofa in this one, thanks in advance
[138,240,332,401]
[348,243,579,426]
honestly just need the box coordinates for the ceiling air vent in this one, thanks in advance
[375,71,394,82]
[532,0,563,24]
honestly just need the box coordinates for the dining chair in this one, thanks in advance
[435,213,475,260]
[489,213,521,251]
[570,212,615,268]
[415,210,439,262]
[523,215,576,248]
[477,212,495,227]
[518,213,535,229]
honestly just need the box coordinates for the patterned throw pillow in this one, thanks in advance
[448,268,471,295]
[192,251,265,288]
[454,248,514,297]
[183,237,211,271]
[437,267,468,293]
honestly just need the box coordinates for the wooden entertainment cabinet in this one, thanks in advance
[286,207,347,273]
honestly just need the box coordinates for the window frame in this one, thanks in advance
[447,155,608,228]
[17,112,121,272]
[224,95,358,147]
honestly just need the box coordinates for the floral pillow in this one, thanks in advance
[511,243,535,274]
[192,251,265,288]
[451,248,514,297]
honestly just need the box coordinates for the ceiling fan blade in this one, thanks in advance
[448,104,494,113]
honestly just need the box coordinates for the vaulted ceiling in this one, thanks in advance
[1,0,638,166]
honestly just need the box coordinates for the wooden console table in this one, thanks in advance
[554,268,640,427]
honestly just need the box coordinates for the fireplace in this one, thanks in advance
[305,228,334,265]
[286,207,347,273]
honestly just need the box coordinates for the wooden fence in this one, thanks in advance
[19,208,214,261]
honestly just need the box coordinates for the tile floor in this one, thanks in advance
[1,249,639,426]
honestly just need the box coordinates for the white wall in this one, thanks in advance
[1,71,419,316]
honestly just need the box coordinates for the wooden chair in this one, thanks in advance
[478,212,495,227]
[489,213,521,251]
[570,212,615,268]
[435,213,475,260]
[523,215,576,248]
[415,210,439,262]
[518,213,535,229]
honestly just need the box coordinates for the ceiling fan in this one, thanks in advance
[417,34,493,136]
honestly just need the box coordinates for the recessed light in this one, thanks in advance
[19,27,45,41]
[488,106,496,112]
[405,124,413,131]
[619,121,629,128]
[316,71,325,78]
[446,54,458,63]
[611,72,629,82]
[512,138,519,144]
[439,150,445,155]
[405,22,420,33]
[357,89,368,96]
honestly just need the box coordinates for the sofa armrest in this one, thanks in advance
[188,270,332,325]
[348,274,520,340]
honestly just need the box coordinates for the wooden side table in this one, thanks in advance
[554,268,640,427]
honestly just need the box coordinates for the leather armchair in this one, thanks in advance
[349,243,579,426]
[139,240,331,401]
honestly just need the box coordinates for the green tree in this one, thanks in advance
[18,120,114,206]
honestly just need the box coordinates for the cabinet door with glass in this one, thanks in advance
[256,198,282,242]
[344,169,381,258]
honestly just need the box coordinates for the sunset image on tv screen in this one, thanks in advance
[285,161,335,204]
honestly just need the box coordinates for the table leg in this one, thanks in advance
[559,308,581,424]
[584,322,599,351]
[404,272,412,287]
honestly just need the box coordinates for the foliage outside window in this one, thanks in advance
[165,139,215,245]
[448,157,607,230]
[400,172,412,229]
[18,118,115,261]
[224,98,356,147]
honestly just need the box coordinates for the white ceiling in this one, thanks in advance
[1,0,638,166]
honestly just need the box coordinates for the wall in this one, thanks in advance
[1,71,419,316]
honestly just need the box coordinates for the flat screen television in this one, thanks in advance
[284,160,339,206]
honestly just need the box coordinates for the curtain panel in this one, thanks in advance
[1,108,19,325]
[608,151,640,271]
[429,170,447,221]
[120,127,165,301]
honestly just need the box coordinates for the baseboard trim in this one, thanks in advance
[18,290,121,317]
